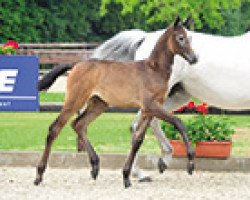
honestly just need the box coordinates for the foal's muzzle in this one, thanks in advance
[185,53,198,65]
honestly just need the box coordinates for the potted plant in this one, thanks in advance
[161,101,205,157]
[161,121,188,157]
[162,101,235,158]
[187,112,235,158]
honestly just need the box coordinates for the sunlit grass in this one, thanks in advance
[40,92,65,102]
[0,112,249,156]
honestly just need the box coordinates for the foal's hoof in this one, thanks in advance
[91,170,98,180]
[124,179,132,188]
[139,176,152,183]
[187,161,195,175]
[34,178,42,186]
[158,158,167,174]
[77,148,84,152]
[91,165,99,180]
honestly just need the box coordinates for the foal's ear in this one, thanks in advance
[174,16,181,29]
[183,16,193,28]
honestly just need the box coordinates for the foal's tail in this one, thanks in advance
[38,64,73,91]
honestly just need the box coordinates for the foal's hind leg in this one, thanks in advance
[72,96,108,180]
[130,112,172,180]
[34,107,75,185]
[123,115,152,188]
[76,109,86,152]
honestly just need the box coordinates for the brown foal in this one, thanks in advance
[34,17,198,188]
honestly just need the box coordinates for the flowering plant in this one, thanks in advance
[161,101,235,143]
[175,101,208,114]
[0,40,19,55]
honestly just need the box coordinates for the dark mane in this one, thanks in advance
[148,25,175,73]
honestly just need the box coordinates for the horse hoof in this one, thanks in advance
[187,161,195,175]
[34,178,42,186]
[124,179,131,188]
[139,176,152,183]
[77,145,85,152]
[91,165,99,180]
[158,158,167,174]
[91,170,98,180]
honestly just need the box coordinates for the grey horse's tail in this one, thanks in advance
[91,29,146,61]
[38,29,146,91]
[38,64,72,91]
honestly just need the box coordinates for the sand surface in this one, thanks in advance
[0,167,250,200]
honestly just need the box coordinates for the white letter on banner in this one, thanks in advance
[0,69,18,92]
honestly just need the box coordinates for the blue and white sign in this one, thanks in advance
[0,55,39,111]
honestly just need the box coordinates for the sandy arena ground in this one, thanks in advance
[0,167,250,200]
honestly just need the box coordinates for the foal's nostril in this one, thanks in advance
[189,54,198,65]
[184,53,198,65]
[191,56,198,64]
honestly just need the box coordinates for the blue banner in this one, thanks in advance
[0,55,39,111]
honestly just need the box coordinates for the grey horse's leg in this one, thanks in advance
[131,87,192,180]
[150,118,173,173]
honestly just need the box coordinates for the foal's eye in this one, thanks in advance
[178,36,184,41]
[176,35,185,44]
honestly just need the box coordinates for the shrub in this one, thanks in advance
[161,102,235,143]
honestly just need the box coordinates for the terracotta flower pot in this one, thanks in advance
[195,141,232,158]
[170,140,187,157]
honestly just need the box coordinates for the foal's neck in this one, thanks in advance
[149,30,174,75]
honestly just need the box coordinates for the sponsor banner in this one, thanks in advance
[0,55,39,111]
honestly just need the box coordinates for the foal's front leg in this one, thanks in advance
[123,116,151,188]
[153,89,192,173]
[130,110,152,182]
[131,111,173,179]
[34,108,74,185]
[130,92,191,178]
[146,102,195,175]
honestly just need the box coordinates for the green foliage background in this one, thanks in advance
[0,0,249,43]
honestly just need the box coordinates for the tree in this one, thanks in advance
[0,0,43,43]
[204,0,250,35]
[0,0,249,43]
[100,0,246,30]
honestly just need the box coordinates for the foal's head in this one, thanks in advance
[168,17,198,65]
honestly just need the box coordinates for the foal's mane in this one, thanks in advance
[149,27,172,59]
[148,26,176,72]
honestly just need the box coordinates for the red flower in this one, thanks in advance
[187,101,195,109]
[3,40,19,49]
[202,103,208,107]
[196,104,208,114]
